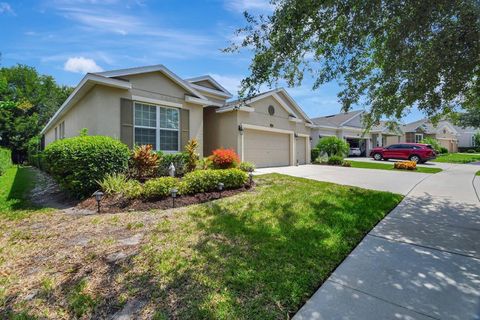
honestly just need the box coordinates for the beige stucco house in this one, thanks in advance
[41,65,313,168]
[402,119,460,152]
[310,110,403,156]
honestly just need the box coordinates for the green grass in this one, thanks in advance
[433,153,480,163]
[130,174,403,319]
[476,170,480,176]
[346,161,443,174]
[0,166,46,219]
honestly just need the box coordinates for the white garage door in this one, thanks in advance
[244,129,290,168]
[296,137,306,165]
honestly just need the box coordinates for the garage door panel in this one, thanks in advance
[244,130,290,168]
[296,137,306,165]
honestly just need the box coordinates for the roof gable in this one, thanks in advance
[186,75,232,98]
[97,64,207,100]
[311,110,364,128]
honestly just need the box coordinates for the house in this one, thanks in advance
[402,119,478,152]
[40,64,313,168]
[402,119,459,152]
[310,110,403,156]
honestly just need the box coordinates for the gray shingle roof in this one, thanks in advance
[311,110,364,127]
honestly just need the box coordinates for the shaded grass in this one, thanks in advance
[476,170,480,176]
[346,161,442,173]
[0,174,403,319]
[0,166,48,220]
[129,174,403,319]
[433,153,480,163]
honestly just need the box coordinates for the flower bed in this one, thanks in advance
[393,160,417,170]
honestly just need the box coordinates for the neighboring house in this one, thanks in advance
[402,119,478,152]
[310,110,403,156]
[402,119,459,152]
[40,64,313,168]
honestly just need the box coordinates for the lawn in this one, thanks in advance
[0,173,402,319]
[346,161,443,174]
[0,166,48,220]
[433,153,480,164]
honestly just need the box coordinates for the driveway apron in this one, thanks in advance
[289,164,480,320]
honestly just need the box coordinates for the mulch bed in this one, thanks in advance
[77,184,255,214]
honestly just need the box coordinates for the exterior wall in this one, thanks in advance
[385,135,400,145]
[203,107,238,156]
[458,132,476,148]
[311,128,338,147]
[44,71,205,156]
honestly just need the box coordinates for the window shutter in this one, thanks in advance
[180,108,190,151]
[120,98,134,148]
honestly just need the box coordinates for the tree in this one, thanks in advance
[0,65,73,162]
[316,136,350,157]
[229,0,480,127]
[474,132,480,147]
[421,137,442,153]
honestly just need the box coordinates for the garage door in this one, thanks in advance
[296,137,306,165]
[244,129,290,167]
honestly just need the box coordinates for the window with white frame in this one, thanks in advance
[415,133,423,143]
[134,102,179,151]
[59,121,65,139]
[473,135,476,147]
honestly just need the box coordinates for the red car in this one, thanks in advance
[370,143,436,163]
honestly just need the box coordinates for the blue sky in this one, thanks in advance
[0,0,421,121]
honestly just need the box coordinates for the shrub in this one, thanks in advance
[157,152,188,176]
[129,145,159,180]
[210,148,240,169]
[179,168,247,194]
[467,149,476,153]
[239,161,255,172]
[327,155,344,166]
[342,161,352,167]
[43,136,130,198]
[421,137,441,153]
[97,173,129,195]
[0,147,12,176]
[185,139,200,172]
[394,160,417,170]
[143,177,179,200]
[311,147,320,162]
[439,147,448,154]
[124,180,143,199]
[316,136,349,157]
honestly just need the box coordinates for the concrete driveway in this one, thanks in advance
[255,164,430,195]
[286,163,480,320]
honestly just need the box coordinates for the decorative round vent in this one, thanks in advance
[268,105,275,115]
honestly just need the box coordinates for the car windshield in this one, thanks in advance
[425,145,433,149]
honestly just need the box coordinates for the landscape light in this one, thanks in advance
[217,182,224,198]
[92,190,104,213]
[170,188,178,208]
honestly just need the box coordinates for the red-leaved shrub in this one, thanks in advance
[210,148,240,169]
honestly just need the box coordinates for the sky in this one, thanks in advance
[0,0,422,121]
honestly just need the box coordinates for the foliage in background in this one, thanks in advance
[97,173,129,195]
[420,137,442,153]
[157,152,188,177]
[229,1,480,128]
[43,136,129,198]
[310,147,320,162]
[0,147,12,176]
[210,148,240,169]
[179,169,247,194]
[239,161,255,172]
[0,65,73,162]
[327,155,345,166]
[316,136,349,157]
[184,139,200,172]
[129,145,159,181]
[474,132,480,148]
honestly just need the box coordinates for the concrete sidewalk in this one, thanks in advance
[293,164,480,320]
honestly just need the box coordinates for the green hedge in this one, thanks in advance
[179,168,248,195]
[143,177,178,200]
[157,152,188,176]
[0,148,12,176]
[43,136,130,198]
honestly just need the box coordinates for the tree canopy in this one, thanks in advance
[229,0,480,127]
[0,64,73,161]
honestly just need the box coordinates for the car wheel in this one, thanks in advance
[409,155,421,163]
[373,153,382,161]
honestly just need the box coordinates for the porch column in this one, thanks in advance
[377,133,383,147]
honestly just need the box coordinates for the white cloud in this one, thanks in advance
[64,57,103,73]
[0,2,15,15]
[224,0,274,12]
[208,73,244,96]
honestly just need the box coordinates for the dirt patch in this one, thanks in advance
[28,167,76,209]
[77,185,255,214]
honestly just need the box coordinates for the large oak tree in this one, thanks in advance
[229,0,480,127]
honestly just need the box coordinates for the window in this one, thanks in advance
[54,127,58,141]
[59,121,65,139]
[134,102,180,152]
[415,133,423,143]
